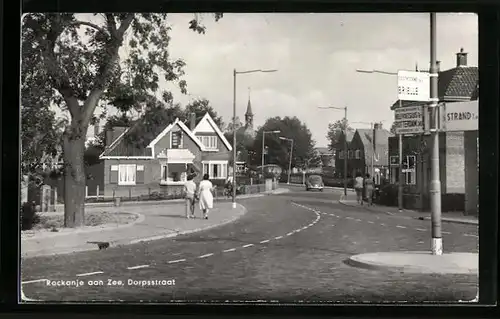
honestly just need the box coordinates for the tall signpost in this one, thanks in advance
[394,13,441,255]
[395,71,428,212]
[429,13,442,255]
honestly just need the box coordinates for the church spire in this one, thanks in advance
[245,87,254,129]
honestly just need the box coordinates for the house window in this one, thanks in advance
[171,131,183,149]
[348,150,353,159]
[355,150,361,159]
[404,155,417,185]
[199,135,217,149]
[118,164,137,185]
[339,151,345,159]
[202,161,228,179]
[161,163,187,184]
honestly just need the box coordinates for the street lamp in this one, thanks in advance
[319,106,348,196]
[232,68,278,208]
[279,137,294,184]
[356,68,404,212]
[262,130,281,180]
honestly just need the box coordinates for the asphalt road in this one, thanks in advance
[21,186,478,303]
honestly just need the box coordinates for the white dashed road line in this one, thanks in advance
[243,244,254,248]
[22,279,47,285]
[168,259,186,264]
[274,236,283,240]
[76,271,104,277]
[464,234,478,238]
[396,225,407,229]
[416,228,427,232]
[260,240,270,244]
[367,221,374,224]
[286,232,294,236]
[223,248,237,253]
[127,265,149,270]
[442,231,452,235]
[198,253,214,258]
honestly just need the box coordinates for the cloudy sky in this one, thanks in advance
[78,13,477,147]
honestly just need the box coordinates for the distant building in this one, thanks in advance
[235,94,257,164]
[334,130,355,178]
[349,124,393,184]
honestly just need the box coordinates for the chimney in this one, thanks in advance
[190,113,197,131]
[94,119,100,138]
[456,47,468,67]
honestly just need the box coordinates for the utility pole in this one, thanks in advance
[398,100,404,212]
[429,12,442,255]
[232,69,237,208]
[343,106,348,196]
[231,68,277,208]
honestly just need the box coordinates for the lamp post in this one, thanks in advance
[319,106,348,196]
[262,130,281,180]
[279,137,294,184]
[232,69,277,208]
[356,69,404,211]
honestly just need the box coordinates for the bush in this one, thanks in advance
[21,202,40,230]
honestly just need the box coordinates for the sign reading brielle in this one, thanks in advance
[441,100,478,132]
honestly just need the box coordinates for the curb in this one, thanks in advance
[345,253,478,275]
[21,203,248,258]
[21,211,146,241]
[338,200,478,225]
[127,203,248,245]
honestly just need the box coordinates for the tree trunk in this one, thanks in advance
[62,130,87,228]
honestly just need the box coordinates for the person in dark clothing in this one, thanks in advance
[364,173,375,206]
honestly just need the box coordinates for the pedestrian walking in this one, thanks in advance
[354,172,364,205]
[198,174,215,219]
[364,173,375,206]
[184,174,197,219]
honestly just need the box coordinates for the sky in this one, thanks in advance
[80,13,478,147]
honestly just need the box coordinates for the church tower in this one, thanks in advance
[245,87,254,130]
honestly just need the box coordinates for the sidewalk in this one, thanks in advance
[347,251,478,275]
[339,193,478,225]
[21,188,290,258]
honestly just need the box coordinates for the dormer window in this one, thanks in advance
[199,135,218,150]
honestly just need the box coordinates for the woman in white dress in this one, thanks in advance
[198,174,214,219]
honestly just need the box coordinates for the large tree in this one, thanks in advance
[326,118,354,154]
[184,98,224,129]
[252,116,316,171]
[22,13,223,227]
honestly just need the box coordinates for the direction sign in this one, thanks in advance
[441,100,478,132]
[394,105,424,135]
[397,70,430,102]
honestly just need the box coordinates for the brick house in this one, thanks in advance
[99,112,232,198]
[349,124,393,184]
[388,48,478,214]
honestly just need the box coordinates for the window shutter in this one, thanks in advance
[136,165,145,184]
[110,165,118,184]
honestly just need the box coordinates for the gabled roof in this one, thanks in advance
[100,118,207,159]
[192,113,233,152]
[148,118,207,152]
[355,129,393,166]
[390,66,479,110]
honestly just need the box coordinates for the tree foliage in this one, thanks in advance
[184,98,224,129]
[21,13,223,227]
[252,116,316,170]
[326,118,354,153]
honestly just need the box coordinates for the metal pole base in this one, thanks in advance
[431,237,443,255]
[232,202,237,209]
